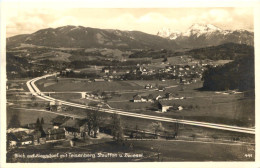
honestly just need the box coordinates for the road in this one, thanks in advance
[26,73,255,134]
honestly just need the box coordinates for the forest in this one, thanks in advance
[201,53,254,91]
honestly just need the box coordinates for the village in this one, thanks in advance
[6,57,253,152]
[5,43,254,162]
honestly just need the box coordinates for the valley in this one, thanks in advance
[5,23,255,162]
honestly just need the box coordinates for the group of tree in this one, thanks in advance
[111,113,124,143]
[8,114,21,128]
[128,49,175,59]
[60,71,100,79]
[86,111,101,138]
[201,53,254,91]
[35,117,45,131]
[184,43,254,60]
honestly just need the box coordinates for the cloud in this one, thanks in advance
[5,7,254,37]
[49,16,81,28]
[209,9,231,22]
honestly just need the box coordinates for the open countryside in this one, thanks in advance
[5,8,255,162]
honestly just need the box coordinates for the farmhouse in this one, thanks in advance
[46,128,66,141]
[61,118,99,138]
[49,101,62,111]
[65,68,72,72]
[145,94,154,102]
[7,131,33,147]
[132,94,144,102]
[158,100,184,112]
[155,95,163,100]
[159,101,173,112]
[165,92,176,100]
[132,94,154,103]
[7,133,19,148]
[51,116,70,129]
[104,69,110,74]
[60,70,67,75]
[31,129,46,145]
[144,84,153,89]
[157,86,165,92]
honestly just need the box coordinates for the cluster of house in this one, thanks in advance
[131,92,185,112]
[7,127,64,148]
[99,63,205,81]
[132,92,183,102]
[60,68,73,75]
[7,116,99,148]
[144,84,166,91]
[57,61,206,83]
[83,92,104,100]
[52,116,98,139]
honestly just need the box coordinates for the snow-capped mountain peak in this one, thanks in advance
[183,23,222,36]
[189,23,221,31]
[157,27,173,38]
[157,28,181,39]
[155,23,253,47]
[157,24,224,39]
[168,31,182,40]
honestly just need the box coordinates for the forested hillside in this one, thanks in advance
[202,53,254,91]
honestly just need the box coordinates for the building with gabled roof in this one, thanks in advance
[159,100,184,112]
[51,116,70,129]
[61,118,98,139]
[46,128,66,141]
[132,94,143,102]
[7,131,33,146]
[31,129,46,145]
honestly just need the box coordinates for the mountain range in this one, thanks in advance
[157,24,254,48]
[7,24,254,50]
[7,26,178,50]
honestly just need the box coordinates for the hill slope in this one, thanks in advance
[7,26,179,50]
[185,43,254,60]
[202,53,254,91]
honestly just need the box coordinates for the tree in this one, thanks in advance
[41,118,44,125]
[151,101,160,110]
[173,121,179,137]
[31,95,36,101]
[150,122,164,138]
[163,56,168,62]
[111,113,124,143]
[86,111,101,138]
[8,114,21,128]
[35,118,43,131]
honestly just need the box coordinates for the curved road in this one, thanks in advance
[26,73,255,134]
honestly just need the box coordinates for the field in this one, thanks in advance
[36,78,143,92]
[7,107,58,129]
[5,77,255,163]
[35,77,255,127]
[34,51,71,62]
[7,139,254,162]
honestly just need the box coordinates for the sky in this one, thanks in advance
[5,7,254,37]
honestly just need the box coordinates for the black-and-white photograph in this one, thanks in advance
[1,2,258,165]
